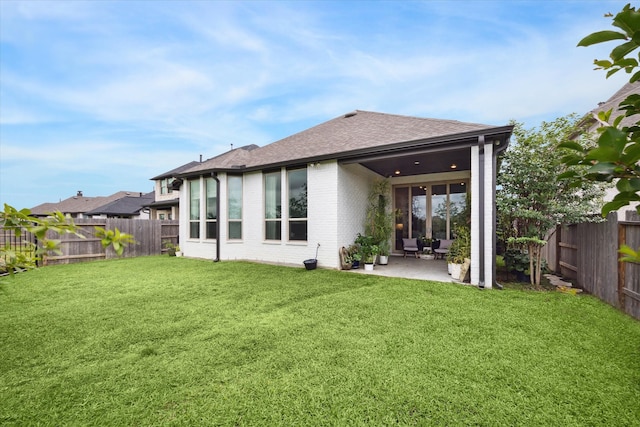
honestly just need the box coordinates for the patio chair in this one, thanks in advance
[434,239,453,259]
[402,238,420,258]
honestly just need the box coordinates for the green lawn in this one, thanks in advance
[1,257,639,426]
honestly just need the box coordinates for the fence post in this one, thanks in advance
[555,224,561,274]
[618,222,626,310]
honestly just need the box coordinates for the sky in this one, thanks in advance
[0,0,631,209]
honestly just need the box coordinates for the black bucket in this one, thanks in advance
[303,259,317,270]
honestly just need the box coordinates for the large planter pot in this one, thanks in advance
[447,262,453,275]
[450,263,462,280]
[364,263,374,271]
[303,259,317,270]
[351,261,360,269]
[378,255,389,265]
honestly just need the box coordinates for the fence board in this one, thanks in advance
[0,219,179,266]
[547,211,640,321]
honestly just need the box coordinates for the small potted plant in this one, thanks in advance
[446,226,470,280]
[355,234,379,271]
[163,240,177,256]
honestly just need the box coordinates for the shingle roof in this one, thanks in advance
[183,111,495,175]
[151,161,201,180]
[586,81,640,130]
[31,191,145,215]
[85,192,155,216]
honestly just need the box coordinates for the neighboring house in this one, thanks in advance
[85,192,155,219]
[30,191,147,218]
[575,81,640,218]
[173,110,512,288]
[147,161,200,220]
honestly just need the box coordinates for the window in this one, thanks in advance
[288,168,307,241]
[264,171,281,240]
[160,178,173,195]
[205,177,217,239]
[189,180,200,238]
[228,175,242,239]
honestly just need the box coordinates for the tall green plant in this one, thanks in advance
[497,117,605,287]
[364,179,395,256]
[558,3,640,263]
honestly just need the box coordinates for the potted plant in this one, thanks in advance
[175,245,182,257]
[365,179,396,264]
[350,249,362,269]
[447,225,470,280]
[163,240,177,257]
[355,234,379,271]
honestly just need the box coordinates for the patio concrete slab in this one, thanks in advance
[347,254,460,284]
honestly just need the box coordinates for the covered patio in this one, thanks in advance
[348,254,458,283]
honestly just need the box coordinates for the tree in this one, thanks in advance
[1,203,135,276]
[497,116,606,287]
[559,3,640,262]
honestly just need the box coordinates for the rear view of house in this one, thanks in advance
[171,111,512,288]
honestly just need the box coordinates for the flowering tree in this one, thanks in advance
[498,117,605,287]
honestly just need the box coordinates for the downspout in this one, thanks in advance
[211,172,221,262]
[478,136,485,289]
[492,137,510,290]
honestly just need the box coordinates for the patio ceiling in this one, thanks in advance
[351,147,470,178]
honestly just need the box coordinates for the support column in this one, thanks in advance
[470,137,495,288]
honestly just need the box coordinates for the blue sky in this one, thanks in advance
[0,0,630,209]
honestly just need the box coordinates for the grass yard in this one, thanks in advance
[1,257,639,426]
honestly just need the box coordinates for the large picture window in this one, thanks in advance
[205,177,217,239]
[288,168,307,241]
[228,175,242,239]
[264,171,281,240]
[189,180,200,239]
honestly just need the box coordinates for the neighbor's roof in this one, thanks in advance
[31,191,146,215]
[183,110,501,175]
[585,81,640,130]
[85,192,155,216]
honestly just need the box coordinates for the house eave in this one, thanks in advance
[176,125,513,179]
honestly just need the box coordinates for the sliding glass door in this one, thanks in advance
[394,181,468,251]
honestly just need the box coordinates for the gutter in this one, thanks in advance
[492,137,510,289]
[211,172,221,262]
[478,135,486,289]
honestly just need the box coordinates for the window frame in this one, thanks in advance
[205,177,217,240]
[189,179,200,239]
[264,170,282,241]
[287,167,308,242]
[227,174,243,240]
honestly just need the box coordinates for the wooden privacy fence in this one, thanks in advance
[1,219,178,267]
[543,211,640,320]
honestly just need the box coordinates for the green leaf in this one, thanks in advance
[606,67,623,78]
[594,59,613,68]
[585,146,621,162]
[578,30,627,47]
[613,7,640,37]
[558,141,585,152]
[611,40,639,61]
[597,127,629,152]
[587,162,617,175]
[602,199,628,216]
[622,143,640,164]
[619,244,640,263]
[630,69,640,82]
[616,178,640,192]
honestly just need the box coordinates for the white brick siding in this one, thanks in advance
[180,162,375,269]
